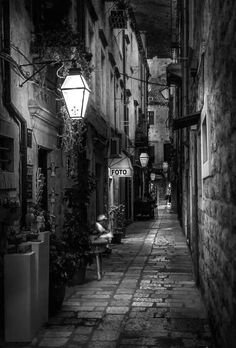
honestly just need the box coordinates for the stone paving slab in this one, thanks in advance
[1,206,213,348]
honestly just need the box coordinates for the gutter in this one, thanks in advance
[2,0,27,225]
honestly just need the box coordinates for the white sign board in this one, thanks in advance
[109,168,132,177]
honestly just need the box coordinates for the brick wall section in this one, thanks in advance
[194,1,236,347]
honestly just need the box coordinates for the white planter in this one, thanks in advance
[31,232,49,328]
[38,231,49,323]
[4,252,37,342]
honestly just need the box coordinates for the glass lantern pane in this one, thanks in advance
[61,74,90,90]
[62,89,90,119]
[62,89,83,119]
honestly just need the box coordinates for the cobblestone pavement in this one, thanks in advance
[3,206,213,348]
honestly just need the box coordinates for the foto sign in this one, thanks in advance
[109,168,132,177]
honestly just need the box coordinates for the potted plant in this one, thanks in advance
[49,232,77,316]
[62,151,96,285]
[62,208,93,286]
[109,204,126,244]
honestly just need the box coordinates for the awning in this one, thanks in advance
[108,152,133,177]
[173,112,200,130]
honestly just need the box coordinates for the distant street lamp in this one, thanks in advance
[61,68,91,119]
[139,152,149,168]
[150,172,156,181]
[162,161,169,173]
[139,153,149,200]
[162,161,169,178]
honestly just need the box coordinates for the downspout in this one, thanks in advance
[114,76,117,130]
[2,0,27,225]
[122,29,126,140]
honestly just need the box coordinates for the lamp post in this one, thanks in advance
[162,161,169,178]
[139,152,149,200]
[61,68,91,119]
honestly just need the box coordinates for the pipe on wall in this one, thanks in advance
[2,0,27,225]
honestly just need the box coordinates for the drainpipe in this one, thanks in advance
[2,0,27,225]
[122,29,126,140]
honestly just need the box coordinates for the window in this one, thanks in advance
[164,143,171,162]
[148,111,154,125]
[101,50,106,110]
[88,24,95,93]
[202,117,207,163]
[201,113,210,178]
[110,71,114,120]
[0,136,14,172]
[124,107,129,136]
[149,145,155,164]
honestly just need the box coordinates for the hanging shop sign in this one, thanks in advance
[108,152,133,178]
[109,168,132,177]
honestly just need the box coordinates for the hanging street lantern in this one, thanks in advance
[61,68,91,119]
[139,152,149,168]
[162,161,169,173]
[150,172,156,181]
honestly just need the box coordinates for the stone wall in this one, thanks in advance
[194,1,236,346]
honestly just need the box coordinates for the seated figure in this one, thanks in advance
[92,214,113,253]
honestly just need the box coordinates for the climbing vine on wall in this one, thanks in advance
[60,105,86,156]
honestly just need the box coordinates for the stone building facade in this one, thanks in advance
[0,0,149,338]
[147,76,170,202]
[170,0,236,346]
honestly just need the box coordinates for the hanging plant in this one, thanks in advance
[60,105,86,156]
[32,20,94,85]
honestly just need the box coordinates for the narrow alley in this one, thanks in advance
[16,206,212,348]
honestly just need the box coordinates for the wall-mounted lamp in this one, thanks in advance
[162,161,169,174]
[61,68,91,119]
[139,152,149,168]
[162,161,169,172]
[150,172,156,181]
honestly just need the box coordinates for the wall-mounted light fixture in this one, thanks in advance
[162,162,169,178]
[139,152,149,168]
[162,161,169,173]
[150,172,156,181]
[139,152,149,200]
[61,68,91,119]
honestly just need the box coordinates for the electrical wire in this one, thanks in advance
[119,71,167,86]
